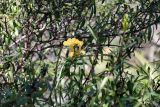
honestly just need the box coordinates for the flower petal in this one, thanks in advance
[69,51,74,58]
[63,41,68,46]
[79,41,83,46]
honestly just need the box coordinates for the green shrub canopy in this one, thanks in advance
[0,0,160,106]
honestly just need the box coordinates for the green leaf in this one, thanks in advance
[16,96,28,105]
[147,26,152,41]
[87,24,98,41]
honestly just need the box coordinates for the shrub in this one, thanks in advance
[0,0,160,106]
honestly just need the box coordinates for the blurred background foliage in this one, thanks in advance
[0,0,160,106]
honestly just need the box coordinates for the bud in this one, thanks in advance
[122,13,129,31]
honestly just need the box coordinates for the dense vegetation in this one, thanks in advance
[0,0,160,106]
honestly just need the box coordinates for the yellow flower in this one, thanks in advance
[63,38,84,58]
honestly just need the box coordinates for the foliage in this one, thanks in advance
[0,0,160,106]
